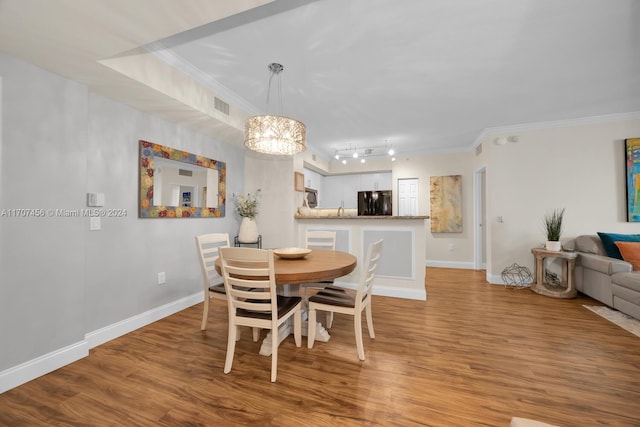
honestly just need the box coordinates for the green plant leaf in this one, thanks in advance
[544,208,565,241]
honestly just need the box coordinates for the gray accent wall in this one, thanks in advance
[0,52,245,372]
[1,51,88,370]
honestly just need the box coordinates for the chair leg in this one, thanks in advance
[200,294,209,330]
[354,312,365,361]
[271,326,278,382]
[224,321,237,374]
[307,307,317,348]
[252,327,260,342]
[326,312,334,329]
[294,309,302,347]
[365,304,375,338]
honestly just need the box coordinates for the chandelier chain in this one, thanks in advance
[265,63,284,116]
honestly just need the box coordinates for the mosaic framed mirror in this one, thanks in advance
[138,140,226,218]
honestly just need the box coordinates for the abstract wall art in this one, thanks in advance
[625,138,640,222]
[429,175,462,233]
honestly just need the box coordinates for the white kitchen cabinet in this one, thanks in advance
[303,167,323,191]
[359,172,392,191]
[321,175,357,208]
[358,173,376,191]
[377,172,392,190]
[318,172,392,208]
[322,175,343,207]
[341,174,359,209]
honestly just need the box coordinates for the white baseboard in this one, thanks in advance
[425,260,476,270]
[0,291,203,394]
[333,280,427,301]
[0,341,89,394]
[85,292,202,349]
[373,285,426,300]
[487,272,505,284]
[426,262,509,285]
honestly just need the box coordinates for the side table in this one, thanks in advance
[234,235,262,248]
[530,247,578,298]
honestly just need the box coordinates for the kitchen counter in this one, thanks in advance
[294,216,427,300]
[295,215,429,220]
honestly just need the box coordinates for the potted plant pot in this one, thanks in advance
[543,208,565,252]
[545,240,562,251]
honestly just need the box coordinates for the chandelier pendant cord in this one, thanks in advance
[265,63,284,116]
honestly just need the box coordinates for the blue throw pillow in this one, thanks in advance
[597,232,640,259]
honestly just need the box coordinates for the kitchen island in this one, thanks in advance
[294,215,428,300]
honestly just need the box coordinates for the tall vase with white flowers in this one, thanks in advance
[235,190,261,243]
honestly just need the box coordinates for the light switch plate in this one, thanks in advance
[87,192,105,207]
[89,216,101,231]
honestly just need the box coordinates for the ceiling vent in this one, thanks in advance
[214,97,230,115]
[178,169,193,177]
[475,143,482,156]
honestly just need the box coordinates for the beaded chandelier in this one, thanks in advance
[244,63,306,156]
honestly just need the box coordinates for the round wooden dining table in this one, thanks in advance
[214,248,356,355]
[215,249,357,284]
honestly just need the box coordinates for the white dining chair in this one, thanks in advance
[301,230,338,327]
[219,247,302,382]
[301,230,337,298]
[307,239,383,360]
[195,233,230,331]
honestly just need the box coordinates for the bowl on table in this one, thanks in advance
[273,248,312,259]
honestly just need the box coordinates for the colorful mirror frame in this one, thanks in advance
[138,140,226,218]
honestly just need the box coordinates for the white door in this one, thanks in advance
[398,178,418,216]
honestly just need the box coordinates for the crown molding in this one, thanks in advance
[471,111,640,151]
[145,42,261,116]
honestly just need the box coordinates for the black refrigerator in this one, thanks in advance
[357,191,392,216]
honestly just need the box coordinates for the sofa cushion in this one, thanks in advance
[614,242,640,271]
[578,252,633,275]
[597,232,640,259]
[574,235,605,255]
[612,272,640,308]
[612,272,640,292]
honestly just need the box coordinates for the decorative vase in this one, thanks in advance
[298,198,311,217]
[238,217,258,243]
[545,240,562,252]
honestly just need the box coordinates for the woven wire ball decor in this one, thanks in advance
[501,263,533,289]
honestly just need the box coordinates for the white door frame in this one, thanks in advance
[473,166,487,270]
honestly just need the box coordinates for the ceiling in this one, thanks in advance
[1,0,639,162]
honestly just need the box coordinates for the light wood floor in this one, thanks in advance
[2,268,639,426]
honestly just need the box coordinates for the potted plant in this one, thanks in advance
[235,189,261,243]
[544,208,565,251]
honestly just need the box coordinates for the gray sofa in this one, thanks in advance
[566,235,640,319]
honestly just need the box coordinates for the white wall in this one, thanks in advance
[244,153,297,249]
[84,94,245,333]
[1,52,88,372]
[481,117,640,282]
[393,151,476,267]
[0,52,245,387]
